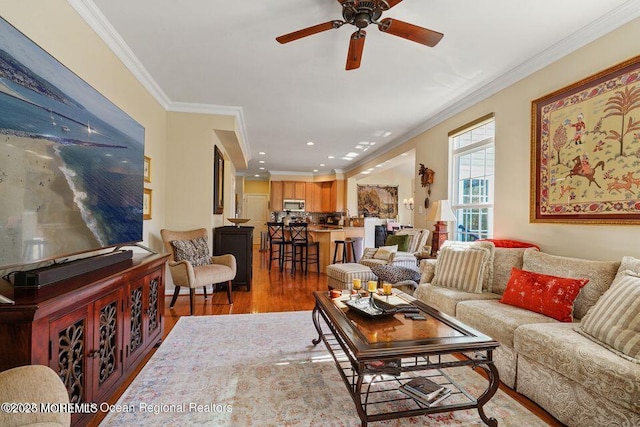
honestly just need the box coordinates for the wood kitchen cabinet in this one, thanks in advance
[305,182,322,212]
[270,181,283,211]
[0,253,168,426]
[283,181,306,200]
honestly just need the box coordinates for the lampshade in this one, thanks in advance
[425,200,456,222]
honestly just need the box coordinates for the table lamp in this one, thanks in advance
[425,200,456,256]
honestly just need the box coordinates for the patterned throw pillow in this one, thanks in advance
[370,264,421,284]
[500,268,588,322]
[578,270,640,362]
[171,237,211,267]
[385,234,410,252]
[432,246,490,293]
[373,245,398,261]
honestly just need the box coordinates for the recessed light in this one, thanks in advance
[254,174,260,177]
[328,155,335,159]
[306,141,314,146]
[259,167,265,170]
[355,145,364,149]
[259,151,266,155]
[369,141,376,145]
[319,163,325,167]
[345,152,358,158]
[342,157,353,161]
[259,160,265,164]
[313,169,318,172]
[401,153,408,156]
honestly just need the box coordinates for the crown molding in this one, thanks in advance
[68,0,171,109]
[350,0,640,171]
[68,0,252,163]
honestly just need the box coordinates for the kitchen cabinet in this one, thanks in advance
[0,253,168,426]
[270,181,283,211]
[305,182,322,212]
[283,181,306,200]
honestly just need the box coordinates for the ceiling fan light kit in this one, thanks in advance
[276,0,443,70]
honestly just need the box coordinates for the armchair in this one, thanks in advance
[161,228,236,315]
[0,365,70,427]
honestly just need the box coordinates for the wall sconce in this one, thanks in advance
[403,198,414,210]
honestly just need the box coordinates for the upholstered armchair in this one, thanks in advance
[161,228,236,315]
[0,365,70,427]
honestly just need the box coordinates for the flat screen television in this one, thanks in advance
[0,17,145,272]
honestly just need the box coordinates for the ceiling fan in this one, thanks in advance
[276,0,443,70]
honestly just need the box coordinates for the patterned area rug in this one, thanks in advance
[100,311,547,426]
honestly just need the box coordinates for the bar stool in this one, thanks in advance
[267,222,293,272]
[332,238,356,264]
[289,222,319,275]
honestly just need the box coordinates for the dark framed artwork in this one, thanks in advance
[531,55,640,224]
[213,145,224,214]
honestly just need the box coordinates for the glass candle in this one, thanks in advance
[383,282,393,295]
[352,278,361,291]
[367,280,377,293]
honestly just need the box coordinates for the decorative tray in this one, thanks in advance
[344,297,414,318]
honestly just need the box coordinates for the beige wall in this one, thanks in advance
[348,166,415,226]
[165,112,237,232]
[0,0,169,253]
[383,18,640,260]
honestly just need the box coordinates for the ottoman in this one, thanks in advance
[326,263,376,290]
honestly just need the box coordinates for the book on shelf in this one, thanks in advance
[400,386,452,407]
[399,377,450,406]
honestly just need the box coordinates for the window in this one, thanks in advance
[450,115,495,241]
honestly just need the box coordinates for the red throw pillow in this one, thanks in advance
[499,268,588,322]
[477,239,540,250]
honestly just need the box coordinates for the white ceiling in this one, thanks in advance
[76,0,639,179]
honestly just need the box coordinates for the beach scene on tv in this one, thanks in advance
[0,17,145,269]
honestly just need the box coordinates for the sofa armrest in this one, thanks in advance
[168,259,196,286]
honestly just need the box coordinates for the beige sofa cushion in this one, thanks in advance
[432,245,490,293]
[395,228,430,254]
[578,270,640,362]
[414,284,501,317]
[522,249,619,320]
[433,240,495,292]
[456,299,559,348]
[514,322,640,414]
[492,247,532,294]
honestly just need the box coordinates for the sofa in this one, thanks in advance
[414,240,640,427]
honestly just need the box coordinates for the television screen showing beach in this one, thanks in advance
[0,17,144,269]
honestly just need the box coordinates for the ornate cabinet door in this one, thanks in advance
[90,289,124,402]
[124,269,163,370]
[144,269,163,347]
[49,305,92,405]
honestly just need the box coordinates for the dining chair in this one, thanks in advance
[289,222,320,275]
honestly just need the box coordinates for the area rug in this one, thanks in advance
[100,311,548,426]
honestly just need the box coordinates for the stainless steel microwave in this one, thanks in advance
[283,199,305,212]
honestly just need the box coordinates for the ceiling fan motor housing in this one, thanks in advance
[343,1,385,28]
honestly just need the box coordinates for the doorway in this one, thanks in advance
[244,194,269,245]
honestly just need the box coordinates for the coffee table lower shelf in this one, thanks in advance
[312,306,500,426]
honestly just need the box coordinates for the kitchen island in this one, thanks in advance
[308,226,364,273]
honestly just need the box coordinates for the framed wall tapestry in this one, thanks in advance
[357,185,398,219]
[213,145,224,214]
[531,55,640,224]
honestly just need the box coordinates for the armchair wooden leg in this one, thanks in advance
[189,288,196,315]
[226,280,233,304]
[169,286,180,308]
[203,286,208,300]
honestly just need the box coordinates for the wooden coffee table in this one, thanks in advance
[312,290,500,426]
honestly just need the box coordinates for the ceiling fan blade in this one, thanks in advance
[346,30,366,71]
[378,18,443,47]
[276,21,343,44]
[384,0,404,8]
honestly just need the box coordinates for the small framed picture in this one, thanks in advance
[143,156,151,183]
[143,188,152,220]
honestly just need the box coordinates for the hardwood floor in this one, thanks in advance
[90,246,564,427]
